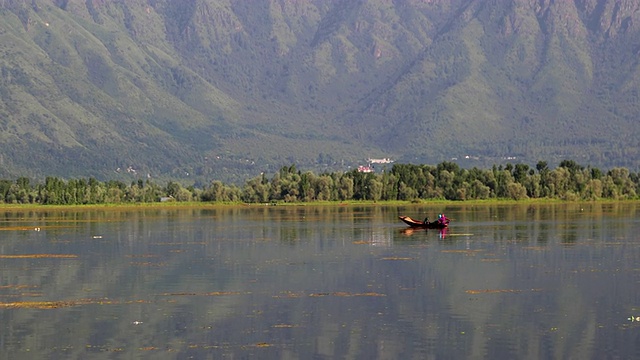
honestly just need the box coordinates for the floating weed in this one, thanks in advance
[309,292,385,297]
[272,291,304,298]
[255,342,271,348]
[192,343,223,350]
[129,262,167,267]
[441,250,483,255]
[0,300,88,309]
[352,240,368,245]
[85,344,124,352]
[150,242,206,246]
[159,291,242,296]
[0,254,78,259]
[0,298,150,309]
[0,226,34,231]
[465,288,543,295]
[0,225,74,231]
[0,292,43,298]
[0,285,38,290]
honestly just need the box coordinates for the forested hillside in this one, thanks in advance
[1,0,639,183]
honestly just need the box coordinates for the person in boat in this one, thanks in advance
[423,216,430,224]
[438,213,447,225]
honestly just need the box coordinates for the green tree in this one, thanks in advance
[380,171,398,200]
[0,180,12,203]
[314,175,334,201]
[105,187,124,203]
[419,170,437,198]
[522,173,542,198]
[583,179,603,200]
[365,177,383,201]
[548,167,570,198]
[470,179,490,199]
[280,173,301,202]
[125,183,143,202]
[337,176,354,201]
[166,181,182,199]
[437,170,455,199]
[494,169,515,198]
[202,180,234,202]
[242,176,269,203]
[43,176,65,204]
[398,181,418,201]
[512,163,530,184]
[536,161,548,173]
[608,168,637,199]
[507,182,528,200]
[175,187,193,201]
[269,173,283,201]
[142,181,163,202]
[299,171,316,202]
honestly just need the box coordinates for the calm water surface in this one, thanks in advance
[1,203,639,359]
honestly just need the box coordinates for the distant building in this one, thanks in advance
[368,158,394,164]
[358,165,374,173]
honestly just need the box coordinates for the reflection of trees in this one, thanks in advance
[560,223,578,244]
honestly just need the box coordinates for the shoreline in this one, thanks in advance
[0,198,637,211]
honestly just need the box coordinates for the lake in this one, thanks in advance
[1,203,639,359]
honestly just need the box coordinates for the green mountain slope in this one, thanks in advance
[1,0,639,182]
[353,0,640,164]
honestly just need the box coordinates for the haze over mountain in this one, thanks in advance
[1,0,639,183]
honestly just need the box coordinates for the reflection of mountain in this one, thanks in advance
[0,204,639,358]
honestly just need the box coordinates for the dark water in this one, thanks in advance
[1,203,639,359]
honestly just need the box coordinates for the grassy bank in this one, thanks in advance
[1,197,636,211]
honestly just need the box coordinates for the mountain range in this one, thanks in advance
[1,0,639,183]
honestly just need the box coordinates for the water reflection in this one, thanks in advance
[400,227,449,240]
[0,203,639,359]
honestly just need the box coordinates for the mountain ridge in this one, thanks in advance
[1,0,639,183]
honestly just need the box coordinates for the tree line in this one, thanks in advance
[0,160,638,205]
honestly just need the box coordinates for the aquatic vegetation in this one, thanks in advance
[0,299,150,309]
[0,285,38,290]
[465,289,543,295]
[158,292,243,296]
[0,254,78,259]
[441,249,484,255]
[309,292,386,297]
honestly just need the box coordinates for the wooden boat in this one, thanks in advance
[399,216,449,229]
